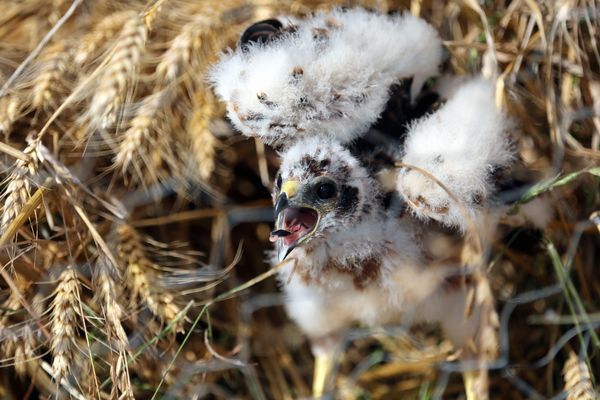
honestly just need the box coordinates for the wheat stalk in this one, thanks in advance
[86,16,147,131]
[50,265,80,383]
[563,351,597,400]
[116,223,183,331]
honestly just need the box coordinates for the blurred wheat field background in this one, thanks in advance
[0,0,598,399]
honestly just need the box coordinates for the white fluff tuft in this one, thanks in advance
[397,77,514,232]
[210,8,442,147]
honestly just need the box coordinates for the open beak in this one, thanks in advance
[269,180,320,260]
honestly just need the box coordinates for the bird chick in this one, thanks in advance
[272,137,499,398]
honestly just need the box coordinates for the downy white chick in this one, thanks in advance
[271,134,501,399]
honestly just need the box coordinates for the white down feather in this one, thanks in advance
[397,77,514,232]
[210,8,442,147]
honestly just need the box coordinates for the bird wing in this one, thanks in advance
[209,8,442,148]
[396,77,515,232]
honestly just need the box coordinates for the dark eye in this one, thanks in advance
[240,19,283,51]
[275,174,282,189]
[317,182,336,199]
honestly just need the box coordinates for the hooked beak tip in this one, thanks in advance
[282,244,295,261]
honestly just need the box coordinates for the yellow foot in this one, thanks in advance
[312,353,335,398]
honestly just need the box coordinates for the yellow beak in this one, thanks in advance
[281,179,299,199]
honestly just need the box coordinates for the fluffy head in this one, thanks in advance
[210,8,442,147]
[271,137,379,259]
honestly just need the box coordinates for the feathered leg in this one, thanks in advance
[310,334,343,398]
[313,353,336,397]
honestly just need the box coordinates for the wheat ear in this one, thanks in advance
[50,266,80,383]
[31,41,73,110]
[187,90,218,181]
[86,16,147,131]
[155,16,215,86]
[74,11,136,67]
[13,324,36,377]
[113,91,168,176]
[116,224,182,331]
[95,256,133,399]
[563,350,597,400]
[0,96,22,138]
[0,139,44,235]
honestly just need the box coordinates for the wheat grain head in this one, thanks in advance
[0,139,44,235]
[116,223,183,331]
[50,265,80,383]
[74,11,137,67]
[186,90,219,182]
[0,96,23,138]
[85,16,148,131]
[95,256,134,399]
[563,350,597,400]
[30,41,73,111]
